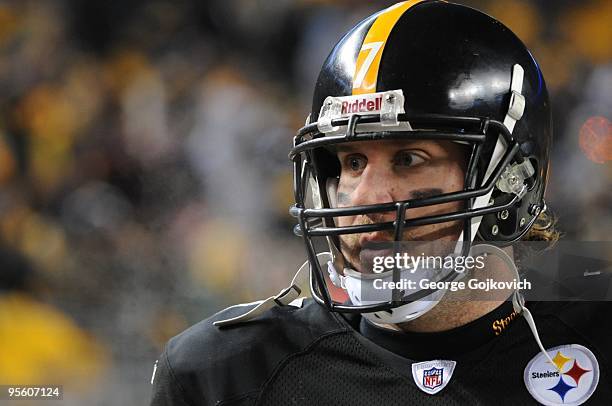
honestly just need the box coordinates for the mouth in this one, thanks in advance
[357,233,395,274]
[358,247,393,274]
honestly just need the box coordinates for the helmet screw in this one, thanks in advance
[498,210,509,220]
[509,175,518,185]
[491,225,499,236]
[386,93,395,102]
[529,204,541,216]
[519,217,526,227]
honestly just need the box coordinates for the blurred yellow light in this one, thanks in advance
[487,0,541,45]
[187,219,248,293]
[18,212,68,274]
[0,5,18,47]
[561,0,612,64]
[0,135,16,184]
[0,293,109,388]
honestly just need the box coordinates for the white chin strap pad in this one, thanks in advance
[326,177,338,209]
[327,261,447,324]
[364,299,440,324]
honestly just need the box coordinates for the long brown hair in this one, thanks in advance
[522,209,562,244]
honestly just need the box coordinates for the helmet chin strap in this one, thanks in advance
[327,260,449,323]
[213,252,329,328]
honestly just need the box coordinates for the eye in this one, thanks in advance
[343,154,367,173]
[394,151,425,168]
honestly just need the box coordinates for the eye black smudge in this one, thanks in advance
[336,192,350,205]
[410,188,444,200]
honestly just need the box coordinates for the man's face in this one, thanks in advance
[334,139,468,273]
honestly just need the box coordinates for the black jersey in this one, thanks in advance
[150,298,611,405]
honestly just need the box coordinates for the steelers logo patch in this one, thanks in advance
[524,344,599,405]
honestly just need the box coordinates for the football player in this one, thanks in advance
[150,1,610,404]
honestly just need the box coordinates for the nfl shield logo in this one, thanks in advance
[423,367,443,390]
[412,360,456,395]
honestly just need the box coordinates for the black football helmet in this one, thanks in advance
[289,0,552,318]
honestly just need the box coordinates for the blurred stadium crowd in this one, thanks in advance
[0,0,609,404]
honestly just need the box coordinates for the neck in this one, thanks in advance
[396,299,505,333]
[396,246,516,333]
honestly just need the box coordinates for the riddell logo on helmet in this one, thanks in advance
[341,95,382,115]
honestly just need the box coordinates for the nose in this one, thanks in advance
[349,164,395,207]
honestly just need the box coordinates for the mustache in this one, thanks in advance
[410,188,444,200]
[351,188,444,225]
[336,188,443,208]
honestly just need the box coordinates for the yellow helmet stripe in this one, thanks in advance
[352,0,424,95]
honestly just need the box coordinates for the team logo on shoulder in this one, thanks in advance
[524,344,599,405]
[411,360,456,395]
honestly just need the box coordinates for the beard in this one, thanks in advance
[338,215,463,274]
